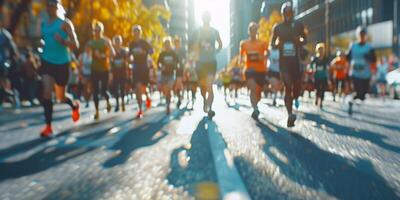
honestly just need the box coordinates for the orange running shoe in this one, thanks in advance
[72,102,80,122]
[146,98,152,109]
[40,125,53,138]
[136,110,143,119]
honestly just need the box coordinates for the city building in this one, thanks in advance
[143,0,195,52]
[293,0,400,56]
[229,0,265,60]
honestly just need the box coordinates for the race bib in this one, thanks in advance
[163,56,174,65]
[316,65,325,71]
[113,59,124,67]
[201,41,212,51]
[247,51,260,62]
[132,47,143,55]
[352,58,366,70]
[283,42,296,57]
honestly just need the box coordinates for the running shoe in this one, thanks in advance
[40,125,53,138]
[72,102,80,122]
[146,98,152,109]
[251,109,260,120]
[208,110,215,119]
[294,99,300,109]
[136,110,144,119]
[348,101,353,115]
[94,111,100,120]
[114,106,120,112]
[287,114,297,127]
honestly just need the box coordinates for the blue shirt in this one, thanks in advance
[348,43,375,79]
[41,18,70,64]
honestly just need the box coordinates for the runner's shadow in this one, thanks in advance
[302,112,400,154]
[322,108,400,131]
[0,116,120,161]
[0,117,136,181]
[102,107,187,168]
[167,118,217,195]
[255,120,399,200]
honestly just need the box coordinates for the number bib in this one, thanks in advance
[283,42,296,57]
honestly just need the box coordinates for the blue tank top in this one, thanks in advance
[41,18,70,64]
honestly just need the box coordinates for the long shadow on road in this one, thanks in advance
[254,119,399,200]
[167,118,217,196]
[102,107,188,168]
[301,112,400,154]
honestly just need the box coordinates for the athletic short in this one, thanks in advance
[351,77,370,101]
[161,75,175,85]
[39,59,70,86]
[132,67,149,85]
[230,79,241,85]
[112,67,127,81]
[268,71,280,79]
[196,61,217,80]
[280,67,302,84]
[376,79,387,84]
[245,70,267,86]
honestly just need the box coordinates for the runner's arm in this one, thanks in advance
[216,31,223,52]
[270,25,278,49]
[62,19,79,50]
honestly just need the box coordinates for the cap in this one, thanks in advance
[281,2,293,14]
[47,0,61,4]
[132,25,142,32]
[357,26,367,34]
[315,43,325,51]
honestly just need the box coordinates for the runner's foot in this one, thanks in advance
[72,102,80,122]
[40,125,53,138]
[287,114,297,127]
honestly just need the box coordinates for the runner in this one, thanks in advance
[330,50,349,101]
[129,25,154,119]
[0,13,20,110]
[239,22,268,120]
[193,11,222,119]
[310,43,330,109]
[270,2,307,127]
[220,68,231,98]
[158,37,180,114]
[37,0,80,137]
[376,57,389,100]
[347,26,377,115]
[230,64,242,98]
[185,61,198,106]
[111,35,129,112]
[173,36,185,108]
[78,46,92,108]
[86,20,115,120]
[267,47,283,106]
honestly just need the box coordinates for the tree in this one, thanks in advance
[64,0,171,62]
[258,10,283,46]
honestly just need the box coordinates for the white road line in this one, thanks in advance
[207,120,251,200]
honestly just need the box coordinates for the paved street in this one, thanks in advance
[0,89,399,200]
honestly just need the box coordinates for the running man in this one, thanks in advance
[37,0,80,137]
[192,11,222,119]
[330,50,349,101]
[376,57,389,100]
[129,25,154,119]
[230,64,243,98]
[111,35,129,112]
[0,13,20,110]
[270,2,307,127]
[173,36,185,108]
[239,22,268,120]
[310,43,330,109]
[347,26,377,115]
[267,47,283,107]
[158,37,180,114]
[78,47,92,108]
[86,21,115,120]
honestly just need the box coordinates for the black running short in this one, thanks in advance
[132,67,149,85]
[245,70,267,86]
[39,59,70,86]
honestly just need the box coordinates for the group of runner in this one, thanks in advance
[0,0,387,137]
